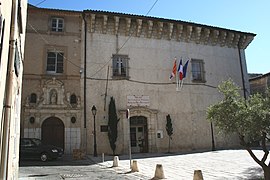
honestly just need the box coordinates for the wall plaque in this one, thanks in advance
[127,95,150,107]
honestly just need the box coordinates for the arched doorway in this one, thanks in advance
[42,117,64,150]
[130,116,148,153]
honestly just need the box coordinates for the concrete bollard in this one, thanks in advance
[112,156,119,167]
[131,160,139,172]
[102,153,104,163]
[193,170,204,180]
[154,164,165,179]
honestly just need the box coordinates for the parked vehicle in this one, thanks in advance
[20,138,63,162]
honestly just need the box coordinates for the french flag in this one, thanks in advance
[178,59,183,80]
[183,60,189,79]
[169,59,177,80]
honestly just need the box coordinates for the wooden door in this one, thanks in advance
[41,117,64,150]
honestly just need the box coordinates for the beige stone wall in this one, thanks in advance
[22,7,253,157]
[21,7,82,154]
[249,74,269,95]
[85,30,248,154]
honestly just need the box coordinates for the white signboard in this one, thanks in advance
[127,95,150,107]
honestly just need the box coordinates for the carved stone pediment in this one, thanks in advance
[37,77,70,108]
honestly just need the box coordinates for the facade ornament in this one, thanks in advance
[125,18,131,36]
[25,96,30,107]
[114,16,119,34]
[103,15,108,34]
[50,90,57,104]
[136,19,142,37]
[168,23,174,40]
[147,20,153,38]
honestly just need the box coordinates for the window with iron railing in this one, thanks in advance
[191,59,205,82]
[112,54,129,78]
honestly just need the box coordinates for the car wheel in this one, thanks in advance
[40,153,48,162]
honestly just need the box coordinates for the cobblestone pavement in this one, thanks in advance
[19,149,266,179]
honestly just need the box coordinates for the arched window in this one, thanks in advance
[30,93,37,103]
[70,94,77,104]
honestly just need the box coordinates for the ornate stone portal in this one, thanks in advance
[38,77,68,107]
[23,78,82,154]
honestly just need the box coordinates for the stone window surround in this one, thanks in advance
[44,46,67,75]
[112,54,129,78]
[50,17,64,32]
[119,107,158,153]
[191,59,206,83]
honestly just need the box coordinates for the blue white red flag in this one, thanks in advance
[183,60,189,79]
[177,59,189,91]
[178,59,183,80]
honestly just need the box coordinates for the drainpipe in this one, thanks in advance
[82,12,87,149]
[0,0,17,178]
[238,44,247,100]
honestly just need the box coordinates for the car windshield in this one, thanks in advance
[32,139,42,146]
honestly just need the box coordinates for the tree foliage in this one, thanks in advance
[166,114,173,153]
[207,79,270,179]
[166,114,173,138]
[108,97,119,155]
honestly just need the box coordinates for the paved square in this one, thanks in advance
[97,149,265,179]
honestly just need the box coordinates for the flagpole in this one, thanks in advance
[176,72,179,91]
[181,80,183,89]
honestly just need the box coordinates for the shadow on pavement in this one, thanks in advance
[19,155,95,167]
[93,149,228,163]
[242,167,263,180]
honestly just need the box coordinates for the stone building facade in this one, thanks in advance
[249,72,270,95]
[83,10,255,155]
[0,0,27,179]
[21,6,82,154]
[22,6,255,156]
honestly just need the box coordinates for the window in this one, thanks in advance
[112,54,129,78]
[51,17,64,32]
[191,59,205,82]
[71,117,76,123]
[0,16,5,63]
[29,117,35,124]
[70,94,77,104]
[46,51,64,74]
[14,44,20,77]
[100,125,108,132]
[17,0,23,33]
[30,93,37,103]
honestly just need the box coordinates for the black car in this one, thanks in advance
[20,138,63,162]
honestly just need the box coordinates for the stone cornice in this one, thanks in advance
[28,6,81,17]
[28,6,255,49]
[84,10,255,49]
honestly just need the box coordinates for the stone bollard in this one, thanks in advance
[112,156,119,167]
[193,170,204,180]
[153,164,165,179]
[131,160,139,172]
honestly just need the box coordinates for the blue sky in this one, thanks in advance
[28,0,270,74]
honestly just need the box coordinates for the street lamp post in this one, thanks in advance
[92,105,97,157]
[126,109,132,169]
[210,122,216,151]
